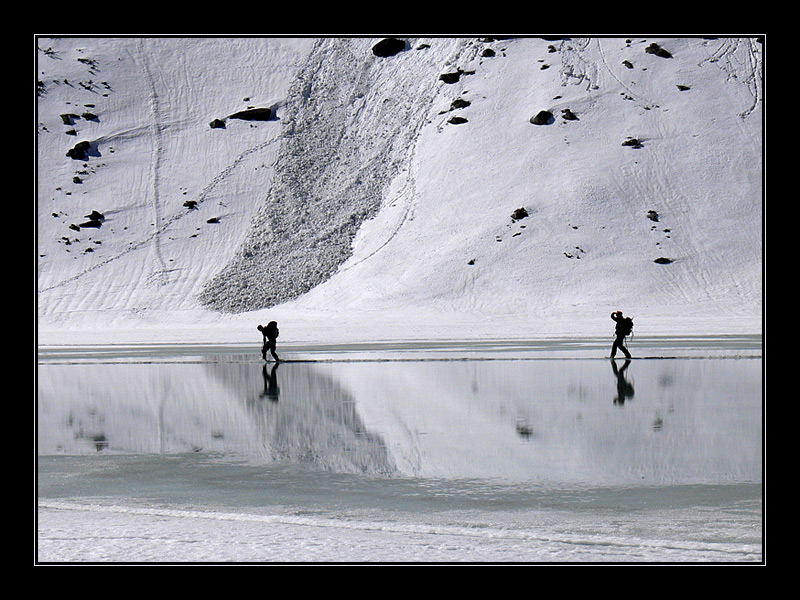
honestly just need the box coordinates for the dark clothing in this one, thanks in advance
[611,334,631,359]
[610,312,632,359]
[262,337,280,362]
[259,321,280,362]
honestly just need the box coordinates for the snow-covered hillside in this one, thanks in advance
[36,37,763,346]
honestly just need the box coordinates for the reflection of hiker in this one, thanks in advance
[260,363,280,402]
[610,311,633,359]
[258,321,281,362]
[611,358,635,405]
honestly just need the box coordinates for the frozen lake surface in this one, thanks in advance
[37,337,763,563]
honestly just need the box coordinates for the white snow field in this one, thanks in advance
[36,36,763,347]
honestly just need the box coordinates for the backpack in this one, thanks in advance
[618,317,633,337]
[265,321,279,339]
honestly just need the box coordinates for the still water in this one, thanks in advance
[37,339,763,562]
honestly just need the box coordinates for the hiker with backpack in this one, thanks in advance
[258,321,281,362]
[610,311,633,359]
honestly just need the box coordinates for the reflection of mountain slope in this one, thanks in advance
[37,362,261,456]
[38,359,397,477]
[204,358,398,476]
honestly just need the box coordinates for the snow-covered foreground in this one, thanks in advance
[36,37,763,347]
[37,495,762,563]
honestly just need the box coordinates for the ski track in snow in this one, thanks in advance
[135,40,170,285]
[38,47,284,296]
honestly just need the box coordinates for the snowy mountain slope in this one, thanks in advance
[36,36,763,345]
[37,38,313,317]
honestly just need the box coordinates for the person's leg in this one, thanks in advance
[611,336,631,358]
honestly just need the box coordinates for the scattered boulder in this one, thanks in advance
[511,207,529,221]
[75,210,104,229]
[66,140,91,160]
[645,42,672,58]
[209,118,226,129]
[561,108,578,121]
[371,38,406,57]
[228,108,272,121]
[448,116,468,125]
[60,113,80,125]
[439,71,462,84]
[450,98,471,110]
[530,110,553,125]
[622,137,643,148]
[184,200,198,210]
[646,210,659,222]
[653,257,673,264]
[207,217,219,224]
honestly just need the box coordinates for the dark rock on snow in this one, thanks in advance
[372,38,407,57]
[645,43,672,58]
[622,137,643,148]
[66,140,91,160]
[228,108,272,121]
[511,207,529,221]
[530,110,554,125]
[439,71,462,84]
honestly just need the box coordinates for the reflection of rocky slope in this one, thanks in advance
[37,362,262,456]
[204,358,398,476]
[38,359,397,477]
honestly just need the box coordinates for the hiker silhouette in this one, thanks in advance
[610,311,633,359]
[258,321,281,362]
